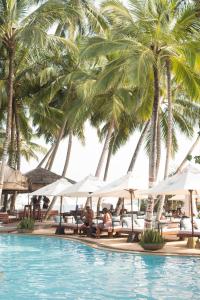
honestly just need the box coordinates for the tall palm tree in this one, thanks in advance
[93,0,200,227]
[0,0,77,198]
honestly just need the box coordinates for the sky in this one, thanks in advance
[20,122,200,186]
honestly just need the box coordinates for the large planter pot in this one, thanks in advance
[17,229,34,234]
[140,243,165,251]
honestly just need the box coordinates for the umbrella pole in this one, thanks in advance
[55,196,64,234]
[127,189,135,243]
[131,191,133,234]
[59,196,63,227]
[189,190,194,237]
[76,197,78,234]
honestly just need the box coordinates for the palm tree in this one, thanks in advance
[93,0,200,227]
[0,0,77,198]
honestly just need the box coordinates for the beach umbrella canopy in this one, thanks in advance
[30,178,73,230]
[141,164,200,236]
[30,178,72,196]
[57,175,105,197]
[92,172,145,198]
[141,164,200,196]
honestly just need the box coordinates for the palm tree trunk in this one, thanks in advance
[48,119,67,171]
[157,60,173,221]
[164,59,173,179]
[155,115,161,179]
[145,63,160,229]
[62,132,73,177]
[37,144,55,169]
[44,120,67,220]
[8,107,15,168]
[45,149,54,169]
[95,121,114,214]
[13,99,21,170]
[44,133,72,221]
[10,191,17,212]
[103,137,114,181]
[0,49,14,200]
[95,119,114,178]
[3,193,8,212]
[96,136,114,216]
[128,121,150,172]
[115,197,124,215]
[175,133,200,174]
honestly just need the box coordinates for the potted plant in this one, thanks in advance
[17,217,35,233]
[140,229,165,251]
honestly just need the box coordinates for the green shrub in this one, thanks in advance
[140,229,165,245]
[18,218,35,230]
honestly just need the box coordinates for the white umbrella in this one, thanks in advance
[141,164,200,235]
[57,175,106,232]
[30,178,72,196]
[92,172,145,198]
[30,178,72,229]
[92,172,146,240]
[57,175,105,197]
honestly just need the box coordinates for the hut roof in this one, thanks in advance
[1,163,28,192]
[25,167,75,192]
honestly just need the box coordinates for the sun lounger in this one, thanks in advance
[177,230,200,239]
[177,218,200,239]
[0,212,17,224]
[93,216,144,240]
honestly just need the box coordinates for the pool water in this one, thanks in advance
[0,235,199,300]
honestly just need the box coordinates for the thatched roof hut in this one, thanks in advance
[1,164,28,193]
[25,167,75,192]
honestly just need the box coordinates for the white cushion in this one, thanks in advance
[122,217,136,228]
[134,219,144,228]
[54,216,64,224]
[181,218,192,231]
[194,218,200,230]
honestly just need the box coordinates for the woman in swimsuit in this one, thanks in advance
[96,208,112,238]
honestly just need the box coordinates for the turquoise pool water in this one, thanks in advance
[0,235,199,300]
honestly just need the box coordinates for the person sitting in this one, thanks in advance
[96,208,112,238]
[80,206,94,235]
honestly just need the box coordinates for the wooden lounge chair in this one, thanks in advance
[0,212,17,224]
[177,218,200,239]
[177,230,200,239]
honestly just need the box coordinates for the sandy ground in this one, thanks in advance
[31,226,200,256]
[1,222,200,256]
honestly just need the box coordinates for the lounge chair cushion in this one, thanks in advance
[54,216,64,223]
[112,216,121,227]
[65,215,75,223]
[134,218,144,228]
[112,216,120,222]
[194,218,200,230]
[180,218,192,231]
[122,217,133,228]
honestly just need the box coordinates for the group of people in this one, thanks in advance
[80,206,113,238]
[31,196,50,210]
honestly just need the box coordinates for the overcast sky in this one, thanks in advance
[20,120,199,187]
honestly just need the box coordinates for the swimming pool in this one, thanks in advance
[0,235,199,300]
